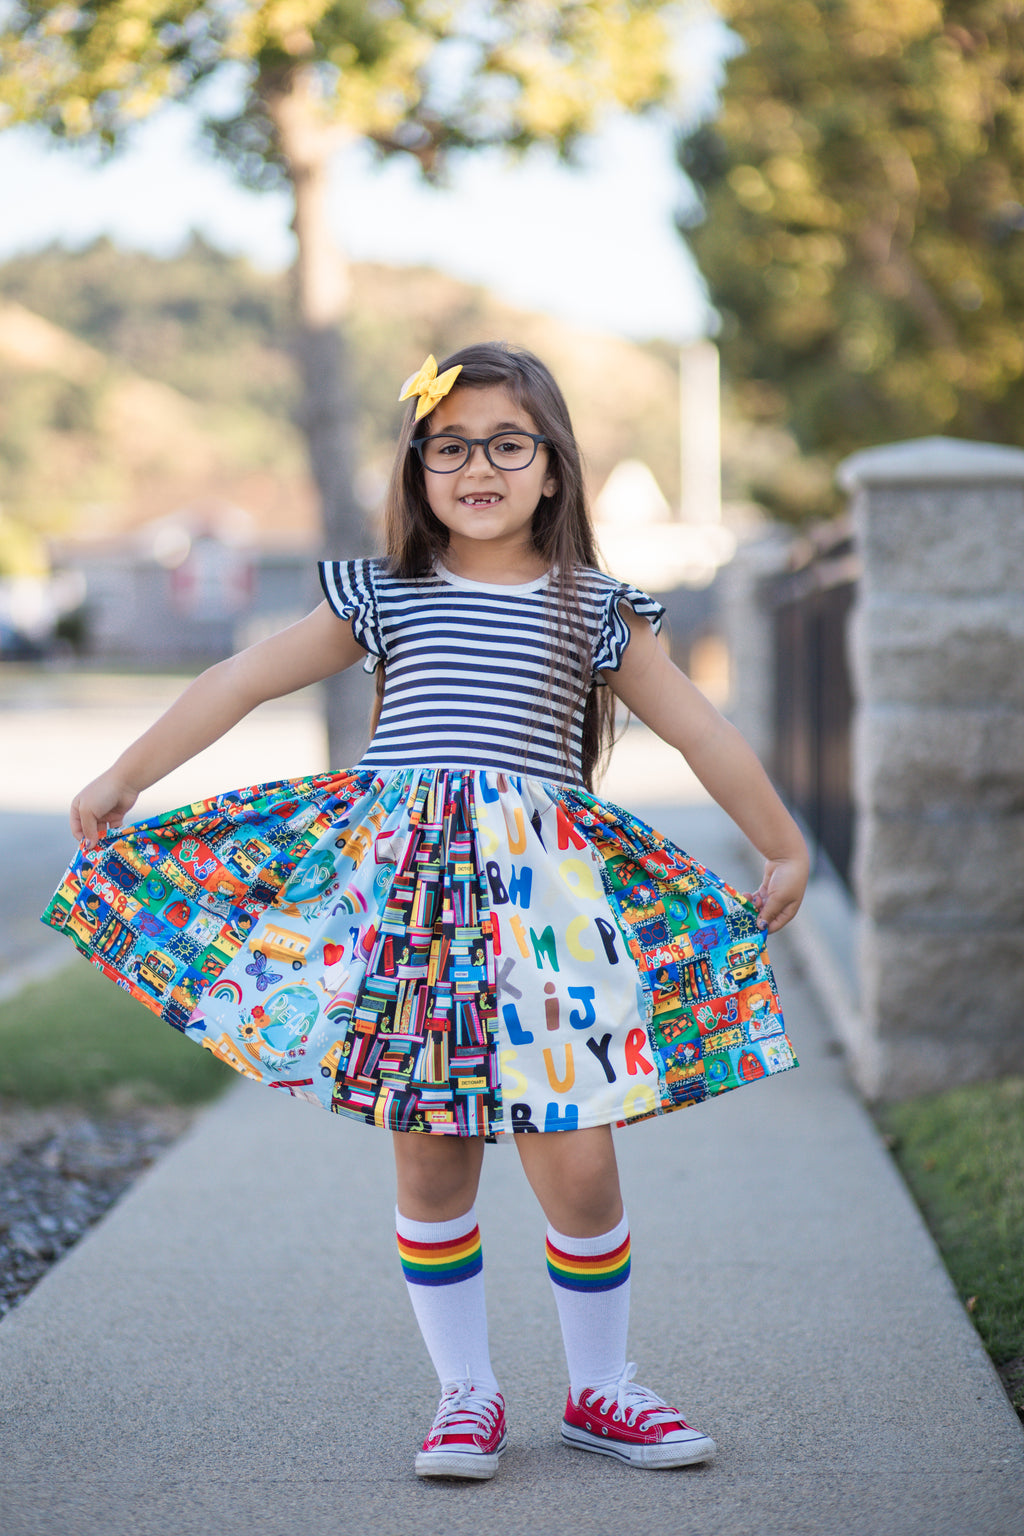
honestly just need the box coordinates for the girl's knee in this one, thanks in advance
[515,1126,623,1236]
[392,1132,484,1221]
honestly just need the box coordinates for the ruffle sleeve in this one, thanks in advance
[592,581,666,676]
[317,558,387,674]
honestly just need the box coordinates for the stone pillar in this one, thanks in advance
[718,528,790,765]
[838,436,1024,1098]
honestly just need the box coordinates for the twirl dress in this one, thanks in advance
[42,560,798,1138]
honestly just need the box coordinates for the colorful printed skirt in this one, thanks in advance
[41,767,797,1138]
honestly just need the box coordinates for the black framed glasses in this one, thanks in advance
[411,430,550,474]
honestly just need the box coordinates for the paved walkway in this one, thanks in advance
[1,803,1021,1536]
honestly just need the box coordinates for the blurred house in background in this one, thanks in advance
[48,500,318,666]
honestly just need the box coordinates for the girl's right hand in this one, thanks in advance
[71,772,140,848]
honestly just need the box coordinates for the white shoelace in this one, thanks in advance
[430,1380,502,1439]
[580,1363,683,1429]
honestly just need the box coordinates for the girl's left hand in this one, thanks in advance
[746,854,809,934]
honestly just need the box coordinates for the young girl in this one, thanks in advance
[44,341,807,1481]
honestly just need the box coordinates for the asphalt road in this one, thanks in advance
[0,810,77,996]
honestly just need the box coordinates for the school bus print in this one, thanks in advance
[135,948,177,997]
[248,921,311,970]
[201,1032,263,1081]
[225,836,275,879]
[335,800,390,866]
[723,941,761,987]
[319,1039,348,1078]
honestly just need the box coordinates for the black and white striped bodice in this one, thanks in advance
[317,560,663,785]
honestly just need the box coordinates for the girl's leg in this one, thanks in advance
[393,1127,485,1222]
[394,1132,506,1481]
[515,1125,630,1394]
[392,1131,498,1392]
[514,1122,623,1235]
[516,1125,716,1468]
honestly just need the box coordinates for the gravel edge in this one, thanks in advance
[0,1101,195,1320]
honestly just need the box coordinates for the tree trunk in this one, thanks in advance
[263,65,376,768]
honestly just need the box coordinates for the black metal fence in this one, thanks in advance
[766,521,858,888]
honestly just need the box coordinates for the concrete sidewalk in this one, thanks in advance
[1,806,1021,1536]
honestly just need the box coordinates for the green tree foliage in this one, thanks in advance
[0,2,679,159]
[679,0,1024,519]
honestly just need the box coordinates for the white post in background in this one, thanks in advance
[595,339,733,591]
[679,340,722,526]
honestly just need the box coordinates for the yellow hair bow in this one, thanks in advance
[398,354,463,420]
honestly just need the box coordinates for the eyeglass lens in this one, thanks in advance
[420,433,540,472]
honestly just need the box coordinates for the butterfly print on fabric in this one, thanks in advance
[245,952,283,991]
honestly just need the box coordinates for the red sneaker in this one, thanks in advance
[415,1381,507,1480]
[561,1364,716,1468]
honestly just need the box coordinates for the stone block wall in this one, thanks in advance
[839,437,1024,1098]
[717,529,791,765]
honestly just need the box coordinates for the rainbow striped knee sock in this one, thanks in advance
[546,1212,631,1397]
[396,1206,498,1392]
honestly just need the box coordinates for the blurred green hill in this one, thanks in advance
[0,238,682,551]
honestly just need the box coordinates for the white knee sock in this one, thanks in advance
[545,1211,631,1398]
[395,1205,499,1393]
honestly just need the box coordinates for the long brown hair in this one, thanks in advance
[377,341,616,788]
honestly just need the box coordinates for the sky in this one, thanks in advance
[0,10,732,344]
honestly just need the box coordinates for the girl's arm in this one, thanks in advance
[604,609,809,934]
[72,602,368,846]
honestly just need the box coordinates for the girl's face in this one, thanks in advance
[419,384,557,565]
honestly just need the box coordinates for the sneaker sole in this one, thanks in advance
[561,1421,716,1468]
[415,1434,507,1480]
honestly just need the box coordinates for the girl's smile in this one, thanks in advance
[421,384,557,578]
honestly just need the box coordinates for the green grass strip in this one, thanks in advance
[0,957,232,1110]
[877,1077,1024,1410]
